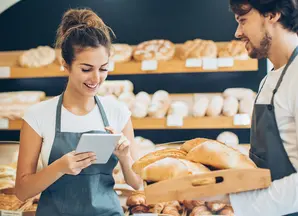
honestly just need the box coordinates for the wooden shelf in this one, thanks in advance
[0,43,258,79]
[0,116,250,131]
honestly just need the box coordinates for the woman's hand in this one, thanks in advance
[105,127,131,161]
[58,151,97,175]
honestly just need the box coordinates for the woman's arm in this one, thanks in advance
[16,121,96,201]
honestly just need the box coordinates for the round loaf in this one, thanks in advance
[223,88,255,100]
[126,192,146,206]
[132,148,187,175]
[186,140,257,169]
[133,39,175,61]
[110,43,132,63]
[19,46,56,68]
[218,40,248,60]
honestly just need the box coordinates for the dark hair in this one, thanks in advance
[55,8,115,66]
[229,0,298,33]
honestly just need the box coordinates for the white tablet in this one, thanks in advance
[76,133,122,164]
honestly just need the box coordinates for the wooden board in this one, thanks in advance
[2,116,251,131]
[144,168,271,205]
[0,42,258,79]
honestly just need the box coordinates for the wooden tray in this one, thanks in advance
[144,168,271,205]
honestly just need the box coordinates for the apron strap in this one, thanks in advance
[55,93,64,133]
[270,46,298,105]
[95,96,110,129]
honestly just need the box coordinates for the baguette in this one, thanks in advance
[180,138,211,153]
[132,148,187,175]
[186,140,256,169]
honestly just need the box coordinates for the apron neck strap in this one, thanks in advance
[55,93,110,133]
[270,46,298,105]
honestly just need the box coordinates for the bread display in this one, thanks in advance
[186,140,256,169]
[110,43,133,63]
[177,39,218,60]
[133,39,176,61]
[132,148,187,175]
[218,40,248,60]
[18,46,56,68]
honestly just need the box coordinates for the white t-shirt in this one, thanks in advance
[230,56,298,215]
[22,95,131,168]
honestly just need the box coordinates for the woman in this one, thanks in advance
[15,8,142,216]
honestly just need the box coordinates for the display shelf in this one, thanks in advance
[1,116,250,131]
[0,42,258,79]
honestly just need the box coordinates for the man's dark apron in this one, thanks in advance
[36,93,123,216]
[250,47,298,216]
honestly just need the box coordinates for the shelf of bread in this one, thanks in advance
[131,137,271,205]
[0,40,257,79]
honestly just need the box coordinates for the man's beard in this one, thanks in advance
[248,31,272,59]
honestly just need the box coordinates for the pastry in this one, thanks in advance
[133,39,175,61]
[182,200,205,210]
[177,39,217,60]
[190,205,213,216]
[218,205,234,215]
[110,43,133,63]
[218,40,248,60]
[162,205,180,216]
[186,140,257,169]
[126,192,146,206]
[132,148,187,175]
[18,46,56,68]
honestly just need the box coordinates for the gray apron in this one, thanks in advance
[249,47,298,216]
[36,93,123,216]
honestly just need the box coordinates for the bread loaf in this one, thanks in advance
[206,96,224,117]
[0,179,15,190]
[110,43,132,63]
[190,205,213,216]
[218,205,234,215]
[222,96,239,117]
[126,192,146,206]
[149,202,165,213]
[216,131,239,147]
[140,157,213,182]
[182,200,205,210]
[193,97,209,117]
[223,88,255,100]
[19,46,56,68]
[218,40,248,60]
[131,101,148,118]
[0,91,46,105]
[206,202,226,212]
[180,138,212,153]
[168,101,189,117]
[186,140,257,169]
[118,92,136,110]
[135,91,151,107]
[0,165,16,179]
[130,205,150,214]
[132,148,187,175]
[162,205,180,216]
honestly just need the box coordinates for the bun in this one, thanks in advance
[126,192,146,206]
[186,140,257,169]
[56,8,110,48]
[132,148,187,175]
[206,202,226,212]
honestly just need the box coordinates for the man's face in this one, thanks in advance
[234,5,272,59]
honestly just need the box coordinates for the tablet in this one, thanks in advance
[76,133,122,164]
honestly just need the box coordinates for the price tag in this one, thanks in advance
[1,210,22,216]
[0,119,9,129]
[0,67,11,78]
[185,58,202,68]
[141,60,158,71]
[217,57,234,67]
[202,58,218,70]
[233,114,251,126]
[166,114,184,127]
[108,61,115,72]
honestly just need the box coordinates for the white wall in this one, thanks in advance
[0,0,21,14]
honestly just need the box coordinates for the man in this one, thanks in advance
[201,1,298,215]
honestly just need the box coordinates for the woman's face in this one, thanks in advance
[66,46,109,97]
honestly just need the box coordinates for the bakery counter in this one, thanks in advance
[0,116,251,131]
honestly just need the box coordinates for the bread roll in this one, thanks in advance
[222,96,239,117]
[130,205,150,214]
[206,96,224,117]
[135,91,151,107]
[223,88,255,100]
[126,192,146,206]
[182,200,205,210]
[216,131,239,147]
[149,202,165,213]
[206,202,226,212]
[132,148,187,175]
[218,205,234,215]
[140,157,213,182]
[131,101,148,118]
[193,97,209,117]
[110,43,132,63]
[186,140,257,169]
[148,101,170,118]
[239,97,254,116]
[151,90,170,103]
[168,101,189,117]
[218,40,248,60]
[190,206,213,216]
[162,205,180,216]
[118,92,136,110]
[180,138,212,153]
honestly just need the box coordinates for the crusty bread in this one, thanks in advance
[180,138,211,153]
[186,140,256,169]
[126,191,146,207]
[206,202,226,212]
[110,43,133,63]
[132,148,187,175]
[140,157,215,183]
